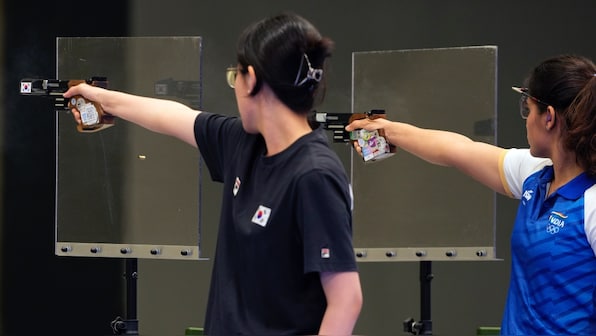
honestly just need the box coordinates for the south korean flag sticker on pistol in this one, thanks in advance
[20,81,32,94]
[70,96,99,126]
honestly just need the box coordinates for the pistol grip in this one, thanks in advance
[68,95,113,133]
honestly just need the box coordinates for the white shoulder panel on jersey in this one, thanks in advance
[502,148,552,199]
[584,185,596,256]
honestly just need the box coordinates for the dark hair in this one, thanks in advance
[236,12,334,113]
[525,55,596,176]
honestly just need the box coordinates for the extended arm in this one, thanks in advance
[346,118,508,195]
[318,271,363,336]
[64,83,200,147]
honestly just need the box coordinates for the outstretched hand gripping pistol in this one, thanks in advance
[19,77,115,133]
[315,109,396,162]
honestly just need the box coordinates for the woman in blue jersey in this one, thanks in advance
[64,12,362,335]
[346,54,596,335]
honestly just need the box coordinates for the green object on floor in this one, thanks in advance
[476,326,500,335]
[185,327,204,335]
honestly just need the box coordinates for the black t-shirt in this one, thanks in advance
[194,112,357,335]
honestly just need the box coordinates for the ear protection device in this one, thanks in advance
[546,114,552,122]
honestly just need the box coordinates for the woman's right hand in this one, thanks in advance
[63,83,107,125]
[345,117,394,156]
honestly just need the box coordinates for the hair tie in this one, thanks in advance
[294,54,323,87]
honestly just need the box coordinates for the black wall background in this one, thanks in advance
[2,1,596,335]
[1,2,129,335]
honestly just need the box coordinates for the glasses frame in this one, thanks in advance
[511,86,551,119]
[226,66,238,88]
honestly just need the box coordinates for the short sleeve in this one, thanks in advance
[194,112,245,182]
[584,185,596,256]
[502,148,552,199]
[296,170,357,274]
